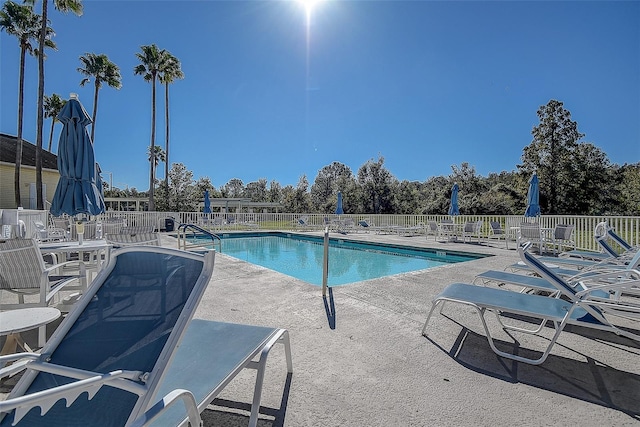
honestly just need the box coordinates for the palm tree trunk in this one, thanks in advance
[149,73,156,211]
[91,80,99,143]
[14,44,27,207]
[48,119,55,151]
[35,0,48,210]
[164,81,169,192]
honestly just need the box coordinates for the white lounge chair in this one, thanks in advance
[422,242,640,365]
[0,246,293,427]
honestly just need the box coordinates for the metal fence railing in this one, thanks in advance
[4,209,638,253]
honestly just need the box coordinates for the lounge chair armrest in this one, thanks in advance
[0,353,40,380]
[130,389,202,427]
[44,260,87,276]
[0,370,144,424]
[575,277,640,298]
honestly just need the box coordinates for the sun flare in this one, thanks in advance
[297,0,324,21]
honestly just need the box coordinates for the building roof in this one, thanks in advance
[0,133,58,170]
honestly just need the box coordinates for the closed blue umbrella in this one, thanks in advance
[95,162,104,199]
[50,95,105,217]
[448,183,460,216]
[524,173,541,217]
[203,190,212,214]
[335,191,344,215]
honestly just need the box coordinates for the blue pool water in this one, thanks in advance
[208,232,486,286]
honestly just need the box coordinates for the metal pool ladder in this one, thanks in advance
[177,223,222,253]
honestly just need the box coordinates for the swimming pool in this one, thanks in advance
[205,232,487,286]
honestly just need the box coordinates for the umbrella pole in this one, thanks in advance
[76,216,85,245]
[322,227,329,297]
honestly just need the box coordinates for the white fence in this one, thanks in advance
[4,209,639,253]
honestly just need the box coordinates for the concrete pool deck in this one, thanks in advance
[3,232,640,425]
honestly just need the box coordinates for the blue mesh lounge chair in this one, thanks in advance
[562,221,636,261]
[422,242,640,365]
[0,246,293,427]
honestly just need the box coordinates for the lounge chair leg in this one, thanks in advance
[247,330,292,427]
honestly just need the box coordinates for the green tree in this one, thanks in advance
[158,51,184,191]
[267,180,282,204]
[616,163,640,215]
[77,52,122,143]
[1,1,47,206]
[245,179,268,202]
[221,178,245,198]
[282,176,311,212]
[147,145,166,170]
[43,93,65,151]
[357,156,396,214]
[569,142,612,215]
[450,163,487,214]
[420,176,449,214]
[310,161,355,213]
[394,180,421,214]
[165,163,196,212]
[134,43,165,211]
[478,171,524,215]
[195,177,218,198]
[520,99,583,214]
[26,0,82,209]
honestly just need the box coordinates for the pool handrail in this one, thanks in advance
[177,223,222,252]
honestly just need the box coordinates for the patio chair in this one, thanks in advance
[32,221,66,243]
[294,216,311,231]
[0,246,293,427]
[437,219,455,241]
[461,220,483,243]
[422,242,640,365]
[0,238,85,345]
[486,221,508,248]
[101,219,126,235]
[550,224,575,254]
[51,217,70,234]
[69,221,97,241]
[424,221,438,241]
[106,232,161,248]
[517,222,547,254]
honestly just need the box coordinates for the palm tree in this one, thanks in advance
[147,145,166,168]
[1,1,50,207]
[43,93,65,151]
[158,51,184,193]
[25,0,82,209]
[77,52,122,143]
[134,44,164,211]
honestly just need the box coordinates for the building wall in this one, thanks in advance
[0,162,59,209]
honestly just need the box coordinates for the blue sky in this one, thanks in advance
[2,0,639,192]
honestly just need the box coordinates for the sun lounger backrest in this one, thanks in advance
[607,228,633,251]
[519,245,577,296]
[596,235,620,258]
[4,247,214,426]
